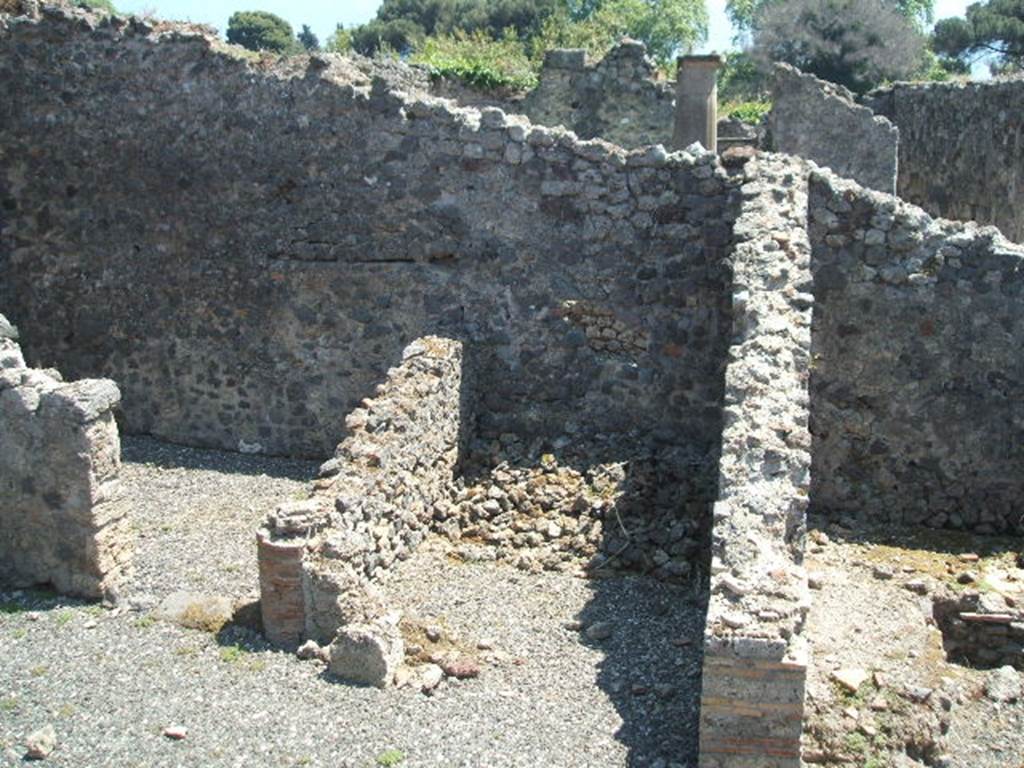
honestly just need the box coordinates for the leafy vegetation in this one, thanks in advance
[297,24,320,52]
[375,749,406,767]
[933,0,1024,73]
[749,0,927,93]
[76,0,117,13]
[726,0,934,34]
[347,0,705,67]
[226,11,301,54]
[723,99,770,123]
[412,30,539,88]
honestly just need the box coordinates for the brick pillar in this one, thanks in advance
[673,55,724,152]
[698,637,807,767]
[257,529,307,647]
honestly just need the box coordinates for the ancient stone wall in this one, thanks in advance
[699,154,813,768]
[0,6,735,461]
[807,170,1024,534]
[258,336,464,683]
[865,77,1024,243]
[0,313,130,599]
[769,64,898,195]
[518,41,677,149]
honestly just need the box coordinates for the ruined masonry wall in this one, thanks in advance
[865,78,1024,243]
[808,170,1024,534]
[259,337,465,648]
[520,42,676,150]
[769,64,898,195]
[0,313,130,599]
[699,155,812,768]
[0,7,735,460]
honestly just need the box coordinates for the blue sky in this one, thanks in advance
[114,0,973,53]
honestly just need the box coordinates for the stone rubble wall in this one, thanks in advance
[518,41,676,150]
[769,64,898,195]
[0,313,130,599]
[0,5,735,462]
[434,438,711,582]
[699,154,813,768]
[933,589,1024,670]
[807,170,1024,534]
[864,77,1024,243]
[259,337,465,654]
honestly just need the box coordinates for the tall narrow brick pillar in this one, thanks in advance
[257,532,306,646]
[257,499,326,647]
[673,55,724,152]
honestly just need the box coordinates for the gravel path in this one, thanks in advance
[0,437,706,768]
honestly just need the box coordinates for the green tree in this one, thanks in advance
[350,0,561,55]
[324,23,352,52]
[77,0,117,12]
[226,11,299,54]
[750,0,927,92]
[532,0,707,65]
[727,0,933,33]
[297,24,320,51]
[933,0,1024,72]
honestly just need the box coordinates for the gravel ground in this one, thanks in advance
[803,525,1024,767]
[0,437,706,768]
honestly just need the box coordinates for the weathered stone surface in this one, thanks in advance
[519,40,676,149]
[0,315,130,599]
[0,9,734,460]
[770,64,898,195]
[328,620,405,688]
[808,170,1024,535]
[865,77,1024,243]
[985,666,1021,702]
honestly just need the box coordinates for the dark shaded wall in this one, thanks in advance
[0,8,736,459]
[808,170,1024,534]
[865,79,1024,243]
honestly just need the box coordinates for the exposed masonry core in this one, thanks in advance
[699,154,812,768]
[0,313,130,600]
[3,4,1024,767]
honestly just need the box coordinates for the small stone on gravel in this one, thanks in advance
[585,621,613,641]
[25,724,56,760]
[832,668,869,693]
[162,726,187,740]
[440,656,481,680]
[985,666,1021,703]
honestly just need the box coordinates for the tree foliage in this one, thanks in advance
[349,0,561,55]
[530,0,706,63]
[727,0,933,33]
[297,24,320,51]
[412,29,539,88]
[750,0,927,92]
[933,0,1024,71]
[226,11,299,54]
[347,0,705,64]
